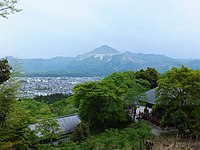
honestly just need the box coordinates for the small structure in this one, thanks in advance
[139,88,161,126]
[145,88,156,107]
[29,114,81,137]
[56,114,81,134]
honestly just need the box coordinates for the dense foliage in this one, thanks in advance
[135,67,160,89]
[0,65,77,149]
[74,81,127,130]
[19,99,55,119]
[0,59,33,149]
[0,82,18,128]
[35,117,62,145]
[73,70,158,131]
[155,66,200,137]
[5,62,200,149]
[103,71,150,116]
[39,122,151,150]
[80,122,151,150]
[34,93,71,104]
[0,58,12,84]
[103,71,149,97]
[50,96,78,116]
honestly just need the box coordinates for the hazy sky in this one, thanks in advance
[1,0,200,59]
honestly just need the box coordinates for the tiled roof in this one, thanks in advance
[145,88,156,104]
[29,114,81,137]
[56,114,81,134]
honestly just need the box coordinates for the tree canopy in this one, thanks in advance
[50,96,78,116]
[41,122,151,150]
[103,71,151,92]
[19,99,55,119]
[135,67,160,89]
[0,59,29,149]
[34,93,71,104]
[0,58,12,129]
[74,81,127,130]
[0,58,12,84]
[155,66,200,136]
[123,82,146,110]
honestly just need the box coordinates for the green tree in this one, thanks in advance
[0,0,21,18]
[103,71,135,90]
[74,81,127,130]
[0,2,23,148]
[20,99,55,120]
[70,122,90,142]
[80,122,151,150]
[5,101,38,149]
[35,117,62,145]
[123,82,146,119]
[0,58,12,84]
[104,71,151,92]
[0,80,18,128]
[0,58,21,128]
[172,110,189,137]
[155,66,200,136]
[51,96,78,116]
[34,93,71,104]
[0,59,24,149]
[36,122,152,150]
[136,67,159,89]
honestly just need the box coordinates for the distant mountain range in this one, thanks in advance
[7,45,200,76]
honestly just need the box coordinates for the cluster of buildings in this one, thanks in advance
[18,77,102,98]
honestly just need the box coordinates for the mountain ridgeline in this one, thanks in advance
[8,45,200,76]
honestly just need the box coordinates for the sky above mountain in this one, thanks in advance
[1,0,200,59]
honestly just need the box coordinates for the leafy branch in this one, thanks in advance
[0,0,22,18]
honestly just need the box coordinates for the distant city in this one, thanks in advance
[18,77,103,98]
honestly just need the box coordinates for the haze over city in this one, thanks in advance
[1,0,200,59]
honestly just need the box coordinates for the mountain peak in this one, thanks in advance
[86,45,120,55]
